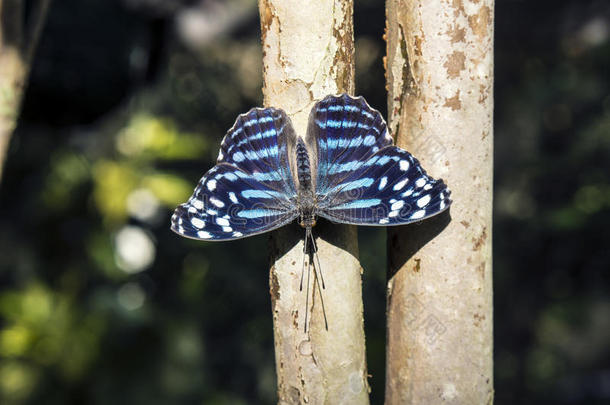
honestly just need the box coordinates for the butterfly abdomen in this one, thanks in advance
[295,138,317,228]
[296,139,312,191]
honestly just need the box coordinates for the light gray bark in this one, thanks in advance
[385,0,494,403]
[258,0,369,403]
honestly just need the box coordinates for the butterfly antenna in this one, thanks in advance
[299,228,309,291]
[311,249,329,331]
[309,230,326,289]
[304,235,312,333]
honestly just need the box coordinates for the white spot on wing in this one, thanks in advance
[416,178,427,188]
[399,160,409,171]
[393,178,408,190]
[391,200,404,211]
[417,195,431,208]
[410,210,426,219]
[229,192,238,204]
[207,179,217,191]
[378,176,387,190]
[216,217,230,226]
[197,231,212,239]
[210,197,225,208]
[222,226,232,232]
[190,218,205,229]
[192,199,204,210]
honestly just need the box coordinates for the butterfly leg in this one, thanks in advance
[309,229,325,289]
[302,228,329,332]
[307,228,328,330]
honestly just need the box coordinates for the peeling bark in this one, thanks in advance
[0,0,51,182]
[385,0,494,404]
[258,1,369,403]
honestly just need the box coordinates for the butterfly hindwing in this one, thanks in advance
[171,163,298,240]
[317,147,451,225]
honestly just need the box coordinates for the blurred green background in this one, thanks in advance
[0,0,608,404]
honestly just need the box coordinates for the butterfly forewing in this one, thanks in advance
[171,108,299,241]
[217,107,297,196]
[310,94,394,196]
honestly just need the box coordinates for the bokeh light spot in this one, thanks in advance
[117,282,146,311]
[114,226,156,274]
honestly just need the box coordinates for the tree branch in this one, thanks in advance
[259,0,369,403]
[0,0,25,48]
[385,0,494,403]
[0,0,51,182]
[24,0,51,67]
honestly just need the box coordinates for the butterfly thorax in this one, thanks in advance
[295,139,317,228]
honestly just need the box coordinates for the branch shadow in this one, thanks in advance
[269,218,359,264]
[269,209,450,280]
[387,209,452,279]
[313,218,359,256]
[269,222,302,265]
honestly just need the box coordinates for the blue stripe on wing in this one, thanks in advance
[310,94,394,195]
[171,163,298,241]
[217,107,297,196]
[317,146,451,225]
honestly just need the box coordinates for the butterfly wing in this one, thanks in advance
[317,146,451,225]
[217,107,297,195]
[171,108,299,240]
[310,94,451,225]
[310,94,394,195]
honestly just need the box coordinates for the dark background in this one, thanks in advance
[0,0,608,404]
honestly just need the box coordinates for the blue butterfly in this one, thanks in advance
[171,94,450,242]
[172,94,451,330]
